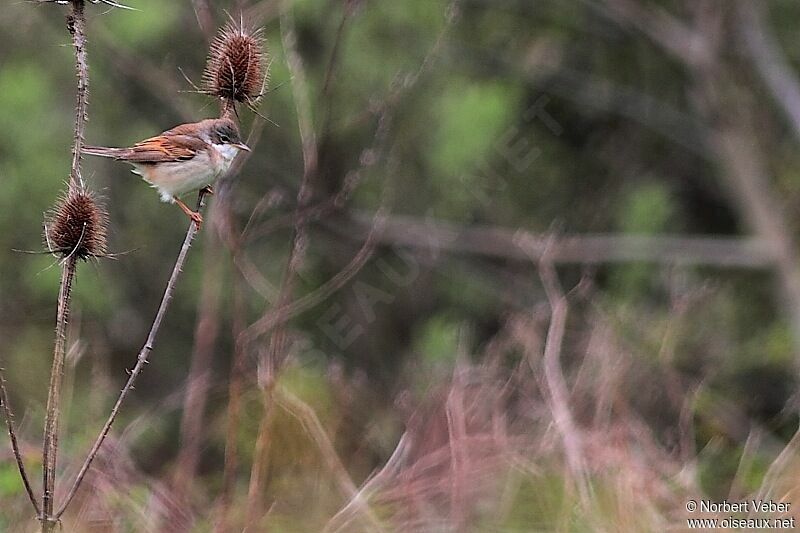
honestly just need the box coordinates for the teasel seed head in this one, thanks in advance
[202,19,269,107]
[45,191,109,260]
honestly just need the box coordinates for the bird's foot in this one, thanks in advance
[174,196,204,230]
[200,186,215,196]
[189,211,204,230]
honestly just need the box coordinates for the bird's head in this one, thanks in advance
[208,118,250,152]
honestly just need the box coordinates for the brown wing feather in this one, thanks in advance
[85,120,218,163]
[123,134,208,163]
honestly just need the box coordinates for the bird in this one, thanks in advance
[84,117,250,228]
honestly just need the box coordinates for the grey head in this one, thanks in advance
[209,118,250,151]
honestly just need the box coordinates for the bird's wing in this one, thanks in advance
[120,134,208,163]
[83,146,128,159]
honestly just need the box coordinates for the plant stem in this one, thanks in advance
[41,256,76,532]
[67,0,88,193]
[40,3,89,529]
[56,194,206,520]
[0,366,40,515]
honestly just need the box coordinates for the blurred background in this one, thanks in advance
[3,0,800,531]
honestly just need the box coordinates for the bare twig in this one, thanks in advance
[239,1,456,523]
[0,367,40,515]
[216,272,248,532]
[243,0,457,247]
[241,105,393,246]
[276,385,385,532]
[67,0,88,193]
[55,192,208,520]
[445,364,468,530]
[242,10,321,519]
[239,208,386,346]
[260,2,317,376]
[321,2,353,97]
[244,386,276,528]
[173,230,224,489]
[534,240,590,504]
[324,433,412,533]
[175,120,266,496]
[594,0,800,358]
[282,3,318,181]
[589,0,713,67]
[40,2,90,530]
[191,0,215,41]
[41,256,76,531]
[36,0,134,9]
[319,1,356,141]
[333,213,775,268]
[737,1,800,141]
[246,1,316,378]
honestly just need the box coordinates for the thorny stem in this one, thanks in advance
[41,257,76,532]
[0,366,40,515]
[41,1,89,530]
[68,0,88,193]
[55,193,207,520]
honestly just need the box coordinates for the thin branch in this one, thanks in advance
[253,3,318,370]
[265,4,316,378]
[172,232,224,489]
[239,207,386,346]
[536,244,590,504]
[172,119,265,491]
[592,0,800,362]
[319,2,356,142]
[216,271,248,532]
[67,0,88,192]
[276,386,385,532]
[244,387,276,528]
[330,212,776,268]
[321,2,353,98]
[191,0,215,41]
[282,3,318,181]
[445,364,468,530]
[588,0,712,67]
[243,0,458,246]
[55,193,207,520]
[324,433,412,533]
[41,256,76,530]
[0,367,40,515]
[737,1,800,141]
[242,105,393,245]
[41,1,90,529]
[36,0,134,8]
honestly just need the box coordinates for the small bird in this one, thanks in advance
[84,117,250,228]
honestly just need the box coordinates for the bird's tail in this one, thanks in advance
[83,146,127,159]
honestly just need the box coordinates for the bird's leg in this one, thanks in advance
[200,185,214,196]
[174,197,203,229]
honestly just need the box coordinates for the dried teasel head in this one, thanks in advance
[45,191,109,260]
[202,18,269,108]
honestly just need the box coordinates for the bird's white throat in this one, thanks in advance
[214,143,240,171]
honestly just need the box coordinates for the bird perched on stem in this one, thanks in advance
[84,117,250,228]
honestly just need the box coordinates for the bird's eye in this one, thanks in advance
[219,135,230,143]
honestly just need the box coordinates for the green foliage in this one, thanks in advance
[104,0,181,46]
[429,80,522,213]
[3,0,800,530]
[0,463,23,498]
[415,313,460,367]
[610,182,675,299]
[618,182,674,234]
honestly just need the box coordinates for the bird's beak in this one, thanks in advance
[234,143,251,152]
